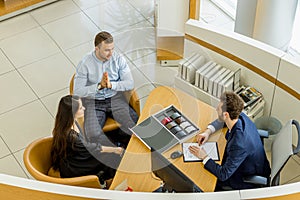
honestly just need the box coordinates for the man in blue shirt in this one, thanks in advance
[74,31,138,148]
[189,91,270,190]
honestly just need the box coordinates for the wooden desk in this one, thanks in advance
[109,86,226,192]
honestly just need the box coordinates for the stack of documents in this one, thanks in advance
[178,53,206,84]
[194,62,240,98]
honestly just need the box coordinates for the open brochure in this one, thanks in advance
[182,142,220,162]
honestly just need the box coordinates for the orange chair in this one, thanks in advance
[23,137,102,188]
[69,74,140,132]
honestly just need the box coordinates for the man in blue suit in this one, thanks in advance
[189,91,271,190]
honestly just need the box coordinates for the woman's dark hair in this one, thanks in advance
[94,31,113,47]
[51,95,80,170]
[220,91,244,120]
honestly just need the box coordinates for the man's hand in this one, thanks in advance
[196,129,211,145]
[99,72,111,89]
[188,145,208,160]
[104,72,112,89]
[99,73,107,89]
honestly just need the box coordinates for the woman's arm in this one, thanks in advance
[101,146,124,155]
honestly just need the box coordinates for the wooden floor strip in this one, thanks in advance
[0,0,44,16]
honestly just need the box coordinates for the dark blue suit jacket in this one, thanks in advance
[204,112,271,189]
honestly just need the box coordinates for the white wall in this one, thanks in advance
[156,0,189,35]
[277,54,300,93]
[271,54,300,145]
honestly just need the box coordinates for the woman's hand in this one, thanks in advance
[114,147,124,155]
[101,146,124,156]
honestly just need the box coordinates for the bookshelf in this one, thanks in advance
[176,53,241,106]
[174,76,219,107]
[174,76,265,121]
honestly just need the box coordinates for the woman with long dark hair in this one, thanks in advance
[51,95,123,188]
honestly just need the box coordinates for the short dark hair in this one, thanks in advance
[220,91,244,120]
[94,31,113,47]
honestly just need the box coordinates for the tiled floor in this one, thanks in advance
[0,0,299,187]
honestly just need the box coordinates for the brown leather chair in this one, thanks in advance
[23,137,102,188]
[69,74,140,132]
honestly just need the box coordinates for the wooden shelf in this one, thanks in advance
[0,0,58,21]
[174,76,219,107]
[157,49,183,61]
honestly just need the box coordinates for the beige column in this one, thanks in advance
[253,0,298,51]
[235,0,298,51]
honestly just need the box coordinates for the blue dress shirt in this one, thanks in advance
[74,51,134,100]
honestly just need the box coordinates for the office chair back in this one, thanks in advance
[243,119,300,187]
[270,119,300,186]
[23,137,102,188]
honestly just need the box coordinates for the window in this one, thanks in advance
[200,0,300,57]
[289,1,300,55]
[210,0,237,20]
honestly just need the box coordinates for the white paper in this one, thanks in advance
[182,142,219,162]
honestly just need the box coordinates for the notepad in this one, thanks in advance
[182,142,220,162]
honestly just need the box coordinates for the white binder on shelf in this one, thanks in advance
[223,77,234,92]
[199,62,217,89]
[178,52,197,79]
[218,79,232,99]
[233,69,241,91]
[186,55,206,84]
[217,71,234,98]
[195,61,214,87]
[178,59,186,79]
[203,64,222,92]
[212,68,232,97]
[182,53,199,80]
[208,67,226,95]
